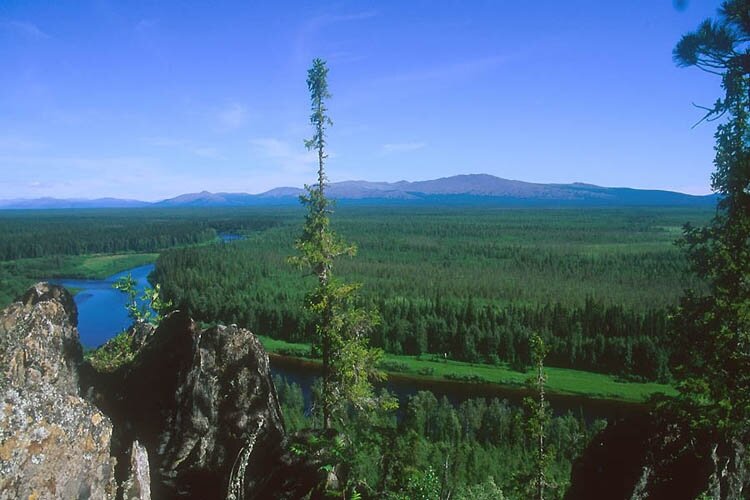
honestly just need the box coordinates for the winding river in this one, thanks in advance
[51,234,240,348]
[51,264,155,348]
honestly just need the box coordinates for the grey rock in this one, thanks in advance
[0,282,324,499]
[0,283,116,499]
[122,440,151,500]
[0,282,82,394]
[85,313,286,498]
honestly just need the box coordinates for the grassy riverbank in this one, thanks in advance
[259,335,676,403]
[0,252,158,307]
[53,253,159,278]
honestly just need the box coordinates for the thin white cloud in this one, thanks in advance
[307,11,378,27]
[250,137,316,173]
[325,51,366,64]
[1,20,51,39]
[135,19,159,34]
[382,142,426,153]
[192,147,221,158]
[294,10,377,62]
[217,103,248,130]
[0,136,44,152]
[0,154,172,200]
[143,136,223,159]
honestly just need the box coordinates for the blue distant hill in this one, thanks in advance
[0,174,718,209]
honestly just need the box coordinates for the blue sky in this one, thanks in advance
[0,0,725,200]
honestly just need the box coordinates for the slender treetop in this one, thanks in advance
[305,58,333,201]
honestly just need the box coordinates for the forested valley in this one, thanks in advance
[0,205,711,382]
[0,198,722,499]
[153,206,711,382]
[0,175,728,499]
[0,207,286,306]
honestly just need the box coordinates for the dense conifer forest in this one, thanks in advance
[0,208,285,306]
[150,206,711,381]
[274,375,604,498]
[0,207,285,260]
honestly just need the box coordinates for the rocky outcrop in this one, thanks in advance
[565,411,749,500]
[2,283,327,499]
[83,311,288,498]
[0,283,116,499]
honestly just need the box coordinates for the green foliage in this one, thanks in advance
[291,58,391,428]
[0,207,242,260]
[454,477,506,500]
[273,374,307,432]
[0,206,284,308]
[443,373,489,383]
[113,273,173,325]
[85,330,137,372]
[274,377,601,499]
[397,467,441,499]
[672,0,750,441]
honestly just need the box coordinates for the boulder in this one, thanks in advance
[0,283,116,499]
[1,282,82,393]
[84,312,287,498]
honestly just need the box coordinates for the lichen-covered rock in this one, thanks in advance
[84,312,286,498]
[0,282,82,393]
[0,283,116,499]
[0,387,116,499]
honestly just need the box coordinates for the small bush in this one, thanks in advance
[443,373,488,383]
[276,347,314,358]
[377,360,412,373]
[86,331,137,372]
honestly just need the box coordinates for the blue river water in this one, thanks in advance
[49,234,243,348]
[51,264,155,348]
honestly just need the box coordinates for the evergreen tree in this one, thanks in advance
[672,0,750,459]
[290,58,392,429]
[524,333,552,500]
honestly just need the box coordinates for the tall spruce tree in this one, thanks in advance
[524,333,552,500]
[291,58,390,429]
[672,0,750,451]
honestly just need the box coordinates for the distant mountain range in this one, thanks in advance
[0,174,718,209]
